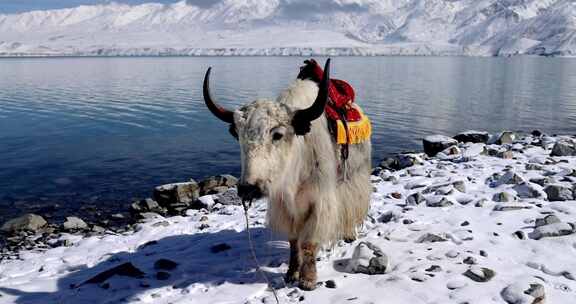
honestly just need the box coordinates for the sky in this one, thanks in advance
[0,0,177,14]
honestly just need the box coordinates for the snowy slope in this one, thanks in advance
[0,0,575,56]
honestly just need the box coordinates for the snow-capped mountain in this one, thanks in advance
[0,0,575,57]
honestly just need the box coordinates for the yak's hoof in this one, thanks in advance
[298,278,317,291]
[284,271,300,284]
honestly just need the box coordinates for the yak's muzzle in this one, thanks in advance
[237,183,263,201]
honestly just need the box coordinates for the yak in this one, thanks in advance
[202,59,371,290]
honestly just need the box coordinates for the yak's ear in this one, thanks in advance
[228,123,238,140]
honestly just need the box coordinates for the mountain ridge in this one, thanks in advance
[0,0,575,57]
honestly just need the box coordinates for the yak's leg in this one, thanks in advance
[298,242,318,290]
[285,239,301,283]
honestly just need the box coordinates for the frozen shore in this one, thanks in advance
[1,131,575,303]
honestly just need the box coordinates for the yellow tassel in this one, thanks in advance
[335,105,372,145]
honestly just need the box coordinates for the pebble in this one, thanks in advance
[463,267,495,282]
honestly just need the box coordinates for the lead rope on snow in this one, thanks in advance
[242,199,281,304]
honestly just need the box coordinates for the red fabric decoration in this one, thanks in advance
[298,59,362,122]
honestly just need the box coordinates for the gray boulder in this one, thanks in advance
[423,135,458,157]
[513,182,546,199]
[544,184,573,201]
[530,222,575,240]
[154,180,200,211]
[501,283,545,304]
[1,214,47,233]
[346,242,390,275]
[199,175,238,195]
[378,154,421,171]
[463,267,495,282]
[131,198,164,215]
[406,192,426,206]
[551,140,576,157]
[454,130,490,143]
[535,215,561,227]
[496,131,516,145]
[426,196,454,207]
[63,216,88,231]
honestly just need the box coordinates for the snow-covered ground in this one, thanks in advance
[1,133,575,303]
[1,0,576,57]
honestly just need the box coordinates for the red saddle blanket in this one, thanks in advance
[297,59,362,122]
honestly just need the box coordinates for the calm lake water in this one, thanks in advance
[1,56,576,220]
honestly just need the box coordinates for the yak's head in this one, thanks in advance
[202,59,331,201]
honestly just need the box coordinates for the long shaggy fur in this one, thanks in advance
[235,79,371,245]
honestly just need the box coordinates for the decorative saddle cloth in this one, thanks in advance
[297,59,371,145]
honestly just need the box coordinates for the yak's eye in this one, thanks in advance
[271,126,286,142]
[273,132,283,141]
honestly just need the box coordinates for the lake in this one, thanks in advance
[1,56,576,220]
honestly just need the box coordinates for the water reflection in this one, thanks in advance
[0,56,575,217]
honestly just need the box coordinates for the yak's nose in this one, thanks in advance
[237,183,263,201]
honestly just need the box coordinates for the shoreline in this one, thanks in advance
[1,129,575,302]
[1,129,573,257]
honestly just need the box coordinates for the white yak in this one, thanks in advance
[202,59,371,290]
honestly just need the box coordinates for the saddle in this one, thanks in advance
[297,59,372,146]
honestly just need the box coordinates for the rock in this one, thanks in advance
[463,256,477,265]
[514,230,527,240]
[390,192,402,199]
[154,181,200,209]
[530,222,575,240]
[501,282,545,304]
[63,216,88,231]
[423,135,458,157]
[406,192,426,206]
[378,154,421,171]
[494,171,525,186]
[513,182,546,199]
[325,280,337,289]
[529,177,551,187]
[453,181,466,193]
[531,130,543,137]
[214,188,241,205]
[445,250,460,258]
[425,265,442,272]
[77,262,145,287]
[436,146,461,160]
[199,175,238,195]
[447,280,468,290]
[378,211,401,223]
[496,131,516,145]
[454,130,490,143]
[463,267,495,283]
[154,259,179,270]
[426,196,454,207]
[544,184,573,201]
[526,163,544,171]
[551,140,576,157]
[92,225,106,233]
[131,198,164,215]
[346,242,390,275]
[416,233,448,243]
[1,214,47,233]
[493,191,517,203]
[535,215,561,227]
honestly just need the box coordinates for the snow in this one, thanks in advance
[0,0,575,57]
[1,134,576,303]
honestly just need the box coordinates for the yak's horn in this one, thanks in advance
[292,58,330,135]
[203,67,234,123]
